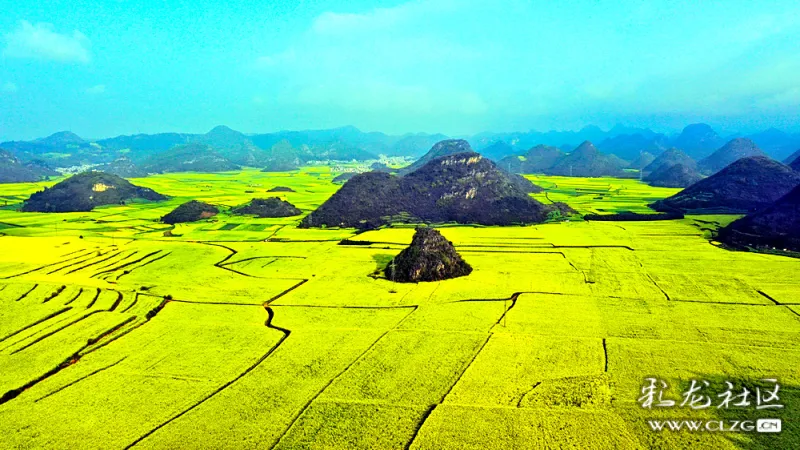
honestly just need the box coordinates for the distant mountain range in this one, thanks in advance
[1,123,798,179]
[496,141,629,178]
[475,123,800,163]
[0,149,58,183]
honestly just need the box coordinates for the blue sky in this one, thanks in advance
[1,0,799,140]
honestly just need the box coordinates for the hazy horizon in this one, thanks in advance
[2,0,800,141]
[0,122,764,145]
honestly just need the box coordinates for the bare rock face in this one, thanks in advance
[385,227,472,282]
[398,139,474,175]
[301,151,569,229]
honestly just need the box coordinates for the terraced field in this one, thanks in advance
[1,168,798,449]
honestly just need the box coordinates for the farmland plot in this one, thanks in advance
[1,172,799,449]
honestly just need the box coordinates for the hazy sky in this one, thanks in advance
[1,0,799,140]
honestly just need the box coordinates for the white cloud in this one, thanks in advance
[85,84,106,94]
[311,0,456,35]
[254,0,485,80]
[2,82,17,93]
[3,20,91,63]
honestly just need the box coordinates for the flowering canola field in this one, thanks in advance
[0,168,798,449]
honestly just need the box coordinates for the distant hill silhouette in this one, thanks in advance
[398,139,473,175]
[258,140,305,170]
[598,134,668,161]
[21,171,166,212]
[5,124,799,175]
[698,138,766,174]
[671,123,725,159]
[250,126,390,158]
[195,126,278,167]
[643,148,696,173]
[784,149,800,168]
[650,156,800,213]
[97,133,191,153]
[312,141,377,161]
[791,157,800,172]
[1,131,96,166]
[0,149,58,183]
[480,141,519,161]
[301,152,572,228]
[102,156,147,178]
[717,185,800,252]
[644,163,702,188]
[385,227,472,282]
[199,125,251,147]
[386,133,449,157]
[498,145,565,174]
[261,159,298,172]
[547,141,627,177]
[35,131,86,147]
[161,200,218,224]
[746,128,800,162]
[232,198,301,218]
[626,151,655,170]
[141,143,240,173]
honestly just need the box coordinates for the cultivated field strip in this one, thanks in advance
[0,171,799,448]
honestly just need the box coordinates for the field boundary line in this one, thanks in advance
[405,333,493,449]
[63,250,126,275]
[0,306,72,344]
[265,279,308,304]
[270,306,418,449]
[0,312,140,405]
[14,283,39,302]
[124,304,291,449]
[516,381,542,408]
[115,251,172,281]
[92,250,163,278]
[2,250,104,279]
[64,287,84,305]
[46,251,116,275]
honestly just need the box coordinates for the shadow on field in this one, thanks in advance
[370,254,394,278]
